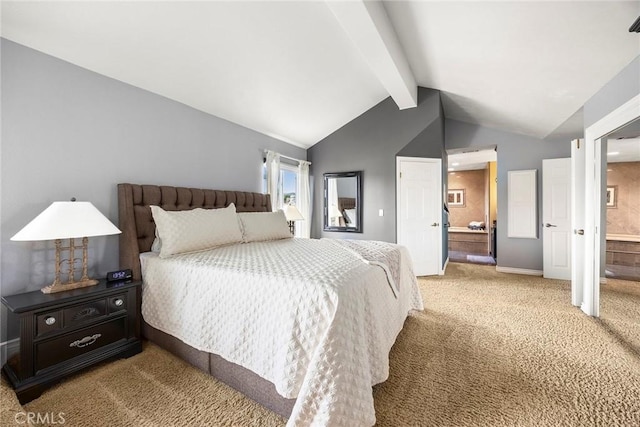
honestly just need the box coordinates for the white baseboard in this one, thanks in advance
[0,338,20,366]
[441,257,449,275]
[495,266,543,276]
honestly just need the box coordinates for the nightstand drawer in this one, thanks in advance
[35,317,127,372]
[37,299,110,337]
[63,299,108,328]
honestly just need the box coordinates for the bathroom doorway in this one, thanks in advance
[447,147,497,266]
[604,119,640,282]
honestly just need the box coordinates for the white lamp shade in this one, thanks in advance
[283,204,304,221]
[11,201,121,241]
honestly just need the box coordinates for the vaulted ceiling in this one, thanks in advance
[2,1,638,149]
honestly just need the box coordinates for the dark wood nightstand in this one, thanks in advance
[2,280,142,404]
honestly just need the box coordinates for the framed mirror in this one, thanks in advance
[323,171,362,233]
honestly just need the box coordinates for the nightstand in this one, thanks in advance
[2,280,142,404]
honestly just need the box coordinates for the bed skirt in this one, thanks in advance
[142,321,296,418]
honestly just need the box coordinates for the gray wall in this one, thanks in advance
[445,119,571,271]
[336,177,357,198]
[308,87,444,244]
[584,56,640,129]
[0,39,305,305]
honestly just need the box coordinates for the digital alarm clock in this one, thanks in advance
[106,269,133,282]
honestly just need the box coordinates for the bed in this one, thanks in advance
[118,183,423,426]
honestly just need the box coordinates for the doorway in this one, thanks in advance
[579,93,640,317]
[598,118,640,358]
[603,120,640,282]
[446,147,497,266]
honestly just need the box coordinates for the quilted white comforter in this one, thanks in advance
[140,238,423,426]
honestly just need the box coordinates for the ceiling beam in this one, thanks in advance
[326,0,417,109]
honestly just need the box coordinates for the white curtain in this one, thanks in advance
[296,161,311,238]
[327,177,342,227]
[265,150,282,212]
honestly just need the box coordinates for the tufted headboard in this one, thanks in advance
[338,197,356,211]
[118,183,272,281]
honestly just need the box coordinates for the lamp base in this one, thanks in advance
[41,278,99,294]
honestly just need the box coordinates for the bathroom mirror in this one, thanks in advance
[323,171,362,233]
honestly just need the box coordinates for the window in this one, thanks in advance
[263,162,299,208]
[281,164,298,206]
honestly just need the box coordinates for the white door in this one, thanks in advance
[397,157,441,276]
[543,158,572,280]
[571,139,585,306]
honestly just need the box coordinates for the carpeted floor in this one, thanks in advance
[3,263,640,426]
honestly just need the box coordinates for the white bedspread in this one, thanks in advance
[140,238,423,426]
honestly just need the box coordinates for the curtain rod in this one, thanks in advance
[263,150,311,165]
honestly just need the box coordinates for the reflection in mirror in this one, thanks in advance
[323,171,362,233]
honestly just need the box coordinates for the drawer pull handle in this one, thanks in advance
[45,316,56,326]
[72,307,100,321]
[114,298,124,307]
[69,334,102,348]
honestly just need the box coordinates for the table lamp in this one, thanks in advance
[11,200,121,294]
[283,204,304,235]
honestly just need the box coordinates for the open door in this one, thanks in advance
[571,139,585,306]
[397,157,442,276]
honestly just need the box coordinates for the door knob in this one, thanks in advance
[544,223,557,228]
[431,222,439,227]
[574,229,584,235]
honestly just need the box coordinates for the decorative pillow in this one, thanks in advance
[150,204,243,258]
[151,236,162,253]
[150,227,162,253]
[238,211,292,243]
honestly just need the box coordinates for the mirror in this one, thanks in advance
[323,171,362,233]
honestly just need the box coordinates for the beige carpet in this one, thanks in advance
[2,263,640,426]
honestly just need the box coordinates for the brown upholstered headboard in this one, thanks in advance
[118,183,272,281]
[338,197,356,211]
[337,198,356,227]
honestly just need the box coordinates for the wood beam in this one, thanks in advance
[326,0,417,109]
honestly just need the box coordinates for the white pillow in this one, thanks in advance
[150,226,162,253]
[150,204,243,258]
[344,208,357,227]
[238,211,292,243]
[151,236,162,253]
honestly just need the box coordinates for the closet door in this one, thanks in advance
[543,158,572,280]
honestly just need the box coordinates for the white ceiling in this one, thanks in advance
[608,138,640,163]
[448,148,497,171]
[2,1,639,149]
